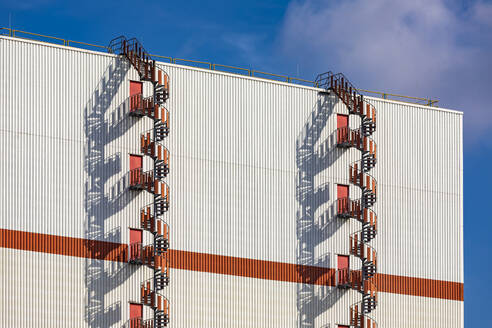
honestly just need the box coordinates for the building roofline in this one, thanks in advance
[1,35,462,115]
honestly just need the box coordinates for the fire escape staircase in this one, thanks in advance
[316,72,379,328]
[109,35,171,328]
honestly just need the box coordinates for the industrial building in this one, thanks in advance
[0,31,463,327]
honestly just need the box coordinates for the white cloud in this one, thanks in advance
[222,33,269,66]
[279,0,492,145]
[472,1,492,28]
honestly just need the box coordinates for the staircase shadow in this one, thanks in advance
[296,92,351,327]
[105,171,140,218]
[315,129,345,175]
[318,286,347,311]
[106,98,140,144]
[83,56,136,328]
[85,301,121,328]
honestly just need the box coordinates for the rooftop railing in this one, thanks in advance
[0,27,438,106]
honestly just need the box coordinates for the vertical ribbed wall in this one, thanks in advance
[0,36,463,327]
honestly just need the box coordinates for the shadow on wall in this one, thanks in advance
[296,93,347,328]
[83,57,140,327]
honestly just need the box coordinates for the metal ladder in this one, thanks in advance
[110,35,171,328]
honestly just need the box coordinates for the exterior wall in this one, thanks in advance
[0,35,463,327]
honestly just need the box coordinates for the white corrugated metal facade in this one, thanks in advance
[0,35,463,327]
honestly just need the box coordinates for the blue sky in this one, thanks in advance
[1,0,491,325]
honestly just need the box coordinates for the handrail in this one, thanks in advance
[358,88,438,106]
[351,230,378,255]
[173,58,212,69]
[334,267,351,286]
[0,26,438,106]
[212,63,250,76]
[0,27,11,36]
[288,77,317,86]
[13,29,65,45]
[150,54,173,63]
[66,40,110,51]
[142,276,168,295]
[350,302,378,328]
[251,70,289,82]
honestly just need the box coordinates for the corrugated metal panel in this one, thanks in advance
[0,35,463,328]
[0,36,152,327]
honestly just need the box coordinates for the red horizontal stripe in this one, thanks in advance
[168,249,335,285]
[0,228,128,262]
[0,228,463,301]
